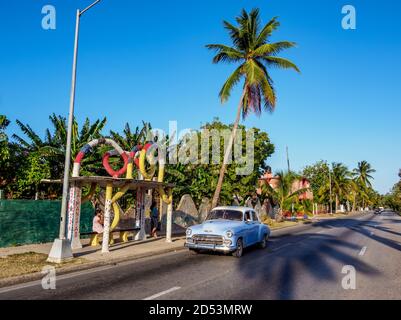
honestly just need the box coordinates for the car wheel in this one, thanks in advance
[232,239,244,258]
[258,234,268,249]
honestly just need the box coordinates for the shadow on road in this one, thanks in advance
[233,213,401,300]
[235,231,380,300]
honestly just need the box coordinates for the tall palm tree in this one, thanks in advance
[317,163,352,212]
[331,163,352,212]
[352,161,376,209]
[353,161,376,188]
[207,8,300,208]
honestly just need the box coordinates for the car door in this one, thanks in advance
[249,211,260,244]
[243,211,254,246]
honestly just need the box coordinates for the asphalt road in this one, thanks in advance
[1,210,401,300]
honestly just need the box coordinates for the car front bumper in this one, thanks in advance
[185,242,236,252]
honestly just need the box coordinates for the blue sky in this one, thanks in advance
[1,0,400,194]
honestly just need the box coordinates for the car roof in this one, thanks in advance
[212,206,254,213]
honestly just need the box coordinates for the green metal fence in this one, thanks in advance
[0,200,94,248]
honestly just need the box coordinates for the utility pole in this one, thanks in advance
[329,166,333,215]
[48,0,102,263]
[286,146,291,173]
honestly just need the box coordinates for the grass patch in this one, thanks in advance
[263,219,299,230]
[314,213,349,218]
[0,252,86,280]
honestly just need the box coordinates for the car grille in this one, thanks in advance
[192,234,224,245]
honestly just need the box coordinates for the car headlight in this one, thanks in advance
[226,230,234,238]
[186,229,192,236]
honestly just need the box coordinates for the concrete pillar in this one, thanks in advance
[67,183,83,250]
[134,187,147,241]
[166,190,173,243]
[101,184,113,253]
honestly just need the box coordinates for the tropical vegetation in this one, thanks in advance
[302,160,382,212]
[0,115,274,206]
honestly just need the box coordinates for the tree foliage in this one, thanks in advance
[302,160,380,211]
[165,119,275,206]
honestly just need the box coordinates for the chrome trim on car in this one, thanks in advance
[185,242,235,252]
[192,234,224,246]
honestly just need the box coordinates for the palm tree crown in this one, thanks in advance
[353,160,376,188]
[206,8,300,118]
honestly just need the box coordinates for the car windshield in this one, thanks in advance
[206,210,243,221]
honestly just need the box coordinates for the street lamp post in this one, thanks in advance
[48,0,102,263]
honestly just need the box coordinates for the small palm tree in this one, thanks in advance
[262,171,309,221]
[109,122,151,151]
[13,114,107,178]
[207,8,300,208]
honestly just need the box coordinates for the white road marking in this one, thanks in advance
[359,246,367,256]
[143,286,181,300]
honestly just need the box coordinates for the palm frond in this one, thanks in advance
[262,56,300,73]
[205,44,243,63]
[253,41,296,57]
[254,17,280,47]
[219,64,244,103]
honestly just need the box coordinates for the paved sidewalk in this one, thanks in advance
[0,235,186,288]
[0,235,186,261]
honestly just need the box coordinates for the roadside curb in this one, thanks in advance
[0,241,187,289]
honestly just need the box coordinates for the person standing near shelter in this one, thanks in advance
[150,201,159,238]
[93,208,104,234]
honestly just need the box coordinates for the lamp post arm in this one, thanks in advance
[80,0,101,16]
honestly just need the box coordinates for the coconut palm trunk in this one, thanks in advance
[211,90,246,208]
[335,194,339,213]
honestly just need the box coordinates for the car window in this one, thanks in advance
[207,210,243,221]
[244,211,252,222]
[251,211,259,222]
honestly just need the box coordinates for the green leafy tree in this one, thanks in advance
[0,115,11,189]
[165,119,275,206]
[206,8,300,208]
[302,160,330,204]
[382,179,401,212]
[12,153,51,199]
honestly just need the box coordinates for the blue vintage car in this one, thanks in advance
[185,206,271,258]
